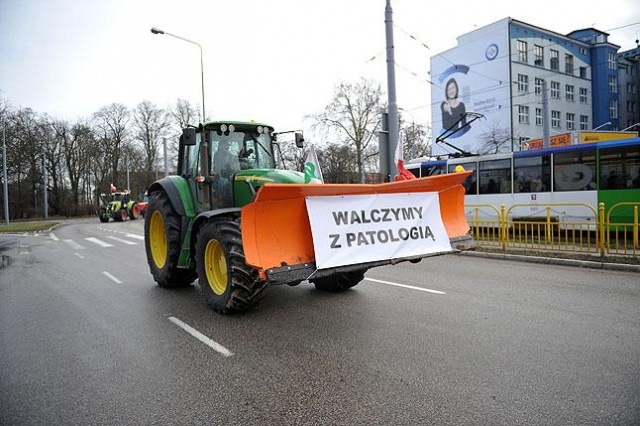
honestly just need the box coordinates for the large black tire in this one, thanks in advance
[144,191,196,288]
[311,269,367,292]
[114,208,127,222]
[195,218,267,314]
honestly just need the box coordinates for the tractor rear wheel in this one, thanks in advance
[144,191,196,287]
[128,203,140,220]
[114,208,127,222]
[195,218,267,314]
[311,269,367,292]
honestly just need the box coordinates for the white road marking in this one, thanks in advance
[50,233,59,241]
[85,237,113,247]
[107,236,138,245]
[168,317,234,357]
[364,277,446,295]
[102,271,122,284]
[125,233,144,240]
[74,252,85,259]
[63,239,85,250]
[19,245,29,255]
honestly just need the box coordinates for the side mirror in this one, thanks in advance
[180,128,197,146]
[295,132,305,148]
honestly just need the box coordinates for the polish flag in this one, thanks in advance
[394,138,415,181]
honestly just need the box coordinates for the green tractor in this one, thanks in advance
[144,120,472,315]
[99,190,141,222]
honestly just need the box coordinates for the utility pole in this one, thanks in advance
[542,79,550,148]
[2,119,8,225]
[163,137,168,177]
[42,144,48,219]
[385,0,399,178]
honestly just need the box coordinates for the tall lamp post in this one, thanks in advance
[151,27,206,122]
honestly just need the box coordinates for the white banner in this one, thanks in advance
[305,192,452,270]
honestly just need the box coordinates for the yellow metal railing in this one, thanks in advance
[466,202,639,258]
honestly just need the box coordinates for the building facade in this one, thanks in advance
[430,18,637,156]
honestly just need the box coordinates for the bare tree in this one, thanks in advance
[133,100,170,187]
[478,121,513,155]
[309,78,384,182]
[93,103,130,188]
[399,115,431,160]
[170,98,198,129]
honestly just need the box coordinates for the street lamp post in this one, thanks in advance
[151,27,206,122]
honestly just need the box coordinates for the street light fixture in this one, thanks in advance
[151,27,206,122]
[621,122,640,132]
[592,121,611,131]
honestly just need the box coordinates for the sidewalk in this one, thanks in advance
[457,250,640,273]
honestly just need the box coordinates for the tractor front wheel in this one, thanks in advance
[144,191,196,287]
[311,269,367,292]
[195,218,267,314]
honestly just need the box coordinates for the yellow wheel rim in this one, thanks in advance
[149,210,167,269]
[204,239,228,295]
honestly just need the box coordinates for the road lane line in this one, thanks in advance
[125,233,144,240]
[50,233,59,241]
[364,277,446,295]
[107,236,138,245]
[168,316,234,357]
[74,252,85,259]
[63,239,85,250]
[85,237,113,247]
[102,271,122,284]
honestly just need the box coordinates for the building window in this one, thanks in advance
[579,47,587,55]
[565,54,574,74]
[534,45,544,67]
[566,85,575,101]
[551,110,561,128]
[518,105,530,124]
[609,75,617,93]
[550,49,559,71]
[566,113,575,130]
[609,99,618,119]
[535,108,543,126]
[535,78,543,95]
[517,74,529,92]
[580,67,587,79]
[580,115,589,130]
[579,87,588,103]
[517,40,528,63]
[551,81,560,99]
[607,52,616,70]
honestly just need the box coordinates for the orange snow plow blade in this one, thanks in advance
[241,171,473,282]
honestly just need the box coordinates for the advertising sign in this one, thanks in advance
[431,18,511,156]
[524,133,572,150]
[305,193,452,270]
[579,131,638,143]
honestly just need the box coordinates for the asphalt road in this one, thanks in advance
[1,218,638,425]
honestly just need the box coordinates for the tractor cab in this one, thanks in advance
[178,121,305,212]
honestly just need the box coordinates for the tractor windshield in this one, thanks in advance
[208,128,275,172]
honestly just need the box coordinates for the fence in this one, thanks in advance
[467,202,640,258]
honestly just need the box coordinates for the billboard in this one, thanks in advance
[578,131,638,143]
[431,19,511,156]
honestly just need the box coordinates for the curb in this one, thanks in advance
[457,250,640,273]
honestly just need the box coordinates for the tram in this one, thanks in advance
[407,137,640,226]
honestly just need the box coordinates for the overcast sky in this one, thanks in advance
[1,0,638,140]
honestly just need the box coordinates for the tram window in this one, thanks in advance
[553,149,596,191]
[599,145,640,190]
[421,164,447,176]
[479,159,511,194]
[448,162,477,194]
[514,155,551,193]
